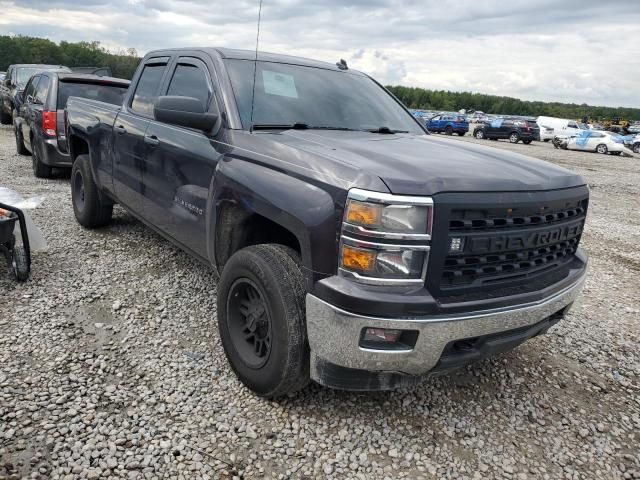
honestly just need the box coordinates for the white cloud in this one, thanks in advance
[0,0,638,107]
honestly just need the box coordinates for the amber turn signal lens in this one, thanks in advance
[341,245,376,273]
[345,200,381,227]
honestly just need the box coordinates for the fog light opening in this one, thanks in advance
[359,328,419,351]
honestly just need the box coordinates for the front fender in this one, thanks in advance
[208,157,339,288]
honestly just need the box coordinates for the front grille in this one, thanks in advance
[429,191,589,296]
[449,204,587,231]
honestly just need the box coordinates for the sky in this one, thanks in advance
[1,0,639,108]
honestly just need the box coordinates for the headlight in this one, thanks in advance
[339,188,433,286]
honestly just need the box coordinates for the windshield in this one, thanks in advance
[57,82,128,108]
[16,68,40,87]
[224,59,424,134]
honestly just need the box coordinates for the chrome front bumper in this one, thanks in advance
[306,269,586,383]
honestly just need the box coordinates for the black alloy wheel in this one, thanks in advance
[226,278,272,369]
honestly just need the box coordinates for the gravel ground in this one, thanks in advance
[0,124,639,480]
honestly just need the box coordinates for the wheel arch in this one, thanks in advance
[208,159,338,290]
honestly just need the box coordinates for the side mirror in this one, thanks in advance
[153,96,218,131]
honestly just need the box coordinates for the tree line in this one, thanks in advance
[386,85,640,121]
[0,36,140,79]
[1,36,637,120]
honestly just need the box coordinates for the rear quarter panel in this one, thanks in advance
[66,97,120,193]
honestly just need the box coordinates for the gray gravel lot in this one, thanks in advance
[1,124,639,480]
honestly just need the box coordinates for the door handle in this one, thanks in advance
[144,135,159,147]
[115,125,127,135]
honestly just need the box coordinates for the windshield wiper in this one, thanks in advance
[368,126,409,134]
[252,123,362,132]
[252,123,310,130]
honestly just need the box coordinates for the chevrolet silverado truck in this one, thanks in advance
[65,48,589,397]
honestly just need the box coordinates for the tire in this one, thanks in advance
[522,139,532,145]
[509,132,520,143]
[474,129,485,139]
[457,132,465,136]
[445,126,453,136]
[217,244,310,398]
[32,142,52,178]
[15,128,29,155]
[596,144,608,154]
[11,246,29,282]
[633,143,640,154]
[71,154,113,228]
[0,109,11,125]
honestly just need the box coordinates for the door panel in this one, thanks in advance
[112,112,150,211]
[143,122,220,257]
[113,58,170,214]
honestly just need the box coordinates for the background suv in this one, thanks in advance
[427,114,469,136]
[473,117,540,144]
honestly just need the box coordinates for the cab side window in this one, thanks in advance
[131,60,168,117]
[34,76,50,104]
[166,62,211,110]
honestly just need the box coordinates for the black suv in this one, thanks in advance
[0,64,70,125]
[14,72,129,177]
[473,118,540,144]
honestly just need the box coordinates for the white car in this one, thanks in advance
[557,130,633,155]
[537,116,589,142]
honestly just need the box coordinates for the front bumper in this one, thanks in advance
[306,267,586,390]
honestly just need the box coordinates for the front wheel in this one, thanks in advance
[509,132,520,143]
[217,244,310,398]
[11,246,29,281]
[596,144,608,154]
[71,154,113,228]
[474,129,485,139]
[633,143,640,154]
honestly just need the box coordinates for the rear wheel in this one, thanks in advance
[71,154,113,228]
[0,109,11,125]
[15,128,29,155]
[32,143,52,178]
[217,244,310,398]
[509,132,520,143]
[596,144,608,154]
[474,129,485,139]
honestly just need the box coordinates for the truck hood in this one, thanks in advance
[273,130,586,195]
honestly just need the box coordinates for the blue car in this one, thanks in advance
[426,114,469,136]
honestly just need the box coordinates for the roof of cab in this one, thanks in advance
[144,47,359,73]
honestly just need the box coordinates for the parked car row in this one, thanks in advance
[3,63,130,177]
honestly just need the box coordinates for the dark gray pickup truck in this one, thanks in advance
[66,47,589,397]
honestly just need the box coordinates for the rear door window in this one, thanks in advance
[57,82,128,109]
[130,59,169,116]
[23,75,39,103]
[166,60,211,110]
[34,75,50,104]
